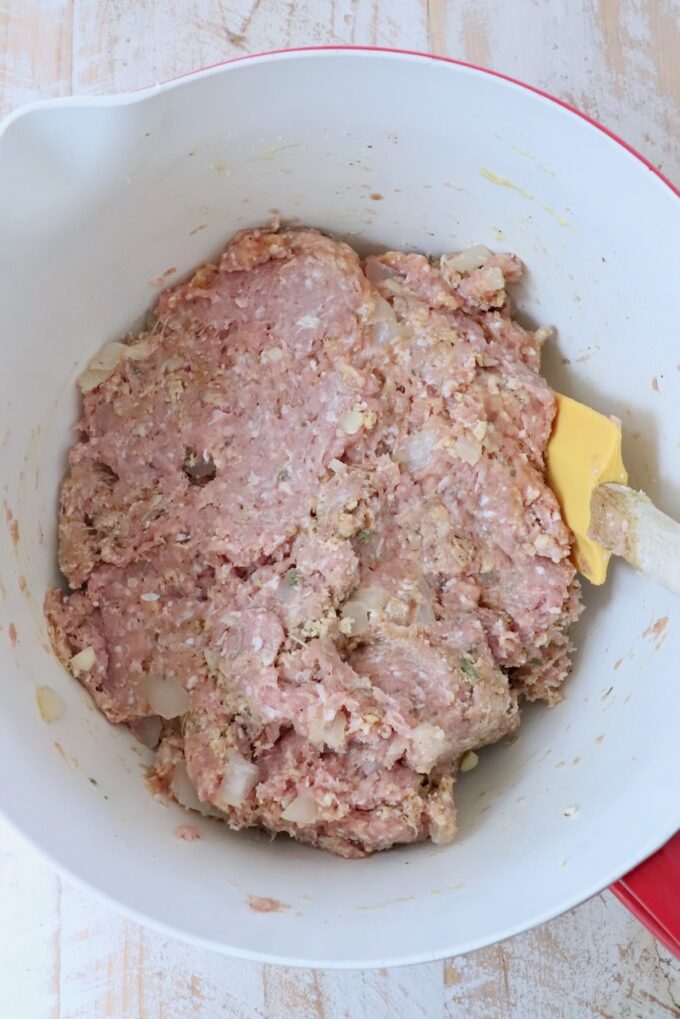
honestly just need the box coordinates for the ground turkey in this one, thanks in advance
[45,227,582,858]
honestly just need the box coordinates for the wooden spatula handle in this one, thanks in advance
[590,483,680,596]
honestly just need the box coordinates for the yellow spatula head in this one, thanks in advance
[546,393,628,584]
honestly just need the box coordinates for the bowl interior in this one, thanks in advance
[0,51,678,966]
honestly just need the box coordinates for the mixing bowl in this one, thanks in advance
[0,48,678,967]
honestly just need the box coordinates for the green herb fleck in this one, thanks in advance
[357,528,371,544]
[286,569,301,588]
[530,657,542,666]
[509,467,516,477]
[277,468,290,482]
[461,658,479,684]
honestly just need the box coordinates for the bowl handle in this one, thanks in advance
[611,831,680,957]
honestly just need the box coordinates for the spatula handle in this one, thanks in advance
[590,483,680,596]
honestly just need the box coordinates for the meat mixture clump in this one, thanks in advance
[45,227,582,858]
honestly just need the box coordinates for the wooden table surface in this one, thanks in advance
[1,2,679,1017]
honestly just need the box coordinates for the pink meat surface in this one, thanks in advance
[46,227,582,858]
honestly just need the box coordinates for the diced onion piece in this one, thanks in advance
[145,674,191,719]
[203,648,221,673]
[124,338,153,361]
[69,646,96,675]
[369,294,406,345]
[171,760,204,811]
[365,259,399,284]
[214,753,259,809]
[442,245,492,275]
[411,723,449,773]
[36,685,66,723]
[340,599,369,636]
[403,430,438,473]
[340,586,387,637]
[479,265,505,291]
[452,435,482,465]
[132,715,162,749]
[358,586,389,611]
[309,711,347,750]
[77,339,153,392]
[340,408,364,435]
[276,577,298,606]
[460,750,479,773]
[282,791,320,825]
[171,760,224,818]
[323,711,346,750]
[77,342,128,392]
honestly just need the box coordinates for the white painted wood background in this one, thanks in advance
[1,2,679,1016]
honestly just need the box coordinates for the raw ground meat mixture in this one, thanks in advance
[46,226,582,858]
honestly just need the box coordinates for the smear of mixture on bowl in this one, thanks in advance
[45,226,582,858]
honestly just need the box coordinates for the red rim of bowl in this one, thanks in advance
[163,44,678,198]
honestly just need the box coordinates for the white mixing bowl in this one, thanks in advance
[0,48,678,967]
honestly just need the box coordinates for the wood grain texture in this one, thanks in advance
[2,816,680,1018]
[0,0,72,109]
[434,0,680,183]
[1,1,679,1016]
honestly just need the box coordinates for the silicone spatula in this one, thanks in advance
[545,393,680,594]
[547,396,680,957]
